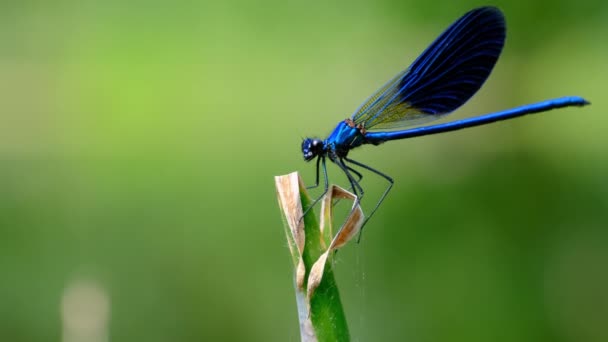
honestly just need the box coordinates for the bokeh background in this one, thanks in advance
[1,0,607,341]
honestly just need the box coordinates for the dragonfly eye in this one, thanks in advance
[302,138,323,161]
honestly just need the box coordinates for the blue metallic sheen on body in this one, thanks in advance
[362,96,589,144]
[324,121,366,159]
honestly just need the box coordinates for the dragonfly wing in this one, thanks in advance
[351,6,506,130]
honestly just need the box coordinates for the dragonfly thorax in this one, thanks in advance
[324,120,367,159]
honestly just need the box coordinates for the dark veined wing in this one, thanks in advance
[351,7,505,130]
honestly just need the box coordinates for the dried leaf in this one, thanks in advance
[307,185,364,301]
[275,172,307,289]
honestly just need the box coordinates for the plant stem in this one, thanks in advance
[275,172,350,342]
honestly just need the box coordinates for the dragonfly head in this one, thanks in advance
[302,138,324,161]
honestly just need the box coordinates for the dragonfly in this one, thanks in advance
[301,6,589,230]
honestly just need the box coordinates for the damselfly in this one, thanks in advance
[302,6,589,230]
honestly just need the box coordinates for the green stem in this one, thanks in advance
[276,173,350,342]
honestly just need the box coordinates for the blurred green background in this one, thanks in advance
[1,0,607,341]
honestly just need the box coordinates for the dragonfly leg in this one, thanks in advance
[336,158,366,209]
[301,157,329,220]
[332,158,368,239]
[336,158,364,198]
[344,157,394,238]
[346,165,363,184]
[331,165,363,206]
[306,157,322,190]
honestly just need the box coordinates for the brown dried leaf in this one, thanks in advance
[275,172,307,289]
[307,185,364,301]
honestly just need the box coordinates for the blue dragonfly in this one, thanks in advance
[301,6,589,230]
